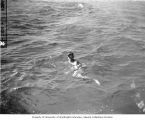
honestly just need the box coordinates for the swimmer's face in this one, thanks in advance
[68,52,74,61]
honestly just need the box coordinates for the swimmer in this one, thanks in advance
[67,52,101,85]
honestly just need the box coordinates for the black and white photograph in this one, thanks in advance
[1,0,145,117]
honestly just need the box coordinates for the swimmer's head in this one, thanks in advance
[68,52,75,62]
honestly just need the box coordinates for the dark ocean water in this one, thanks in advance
[1,0,145,114]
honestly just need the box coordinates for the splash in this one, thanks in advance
[93,79,101,86]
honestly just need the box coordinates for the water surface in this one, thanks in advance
[1,0,145,114]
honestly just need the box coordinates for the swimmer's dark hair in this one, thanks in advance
[68,52,81,66]
[68,52,75,62]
